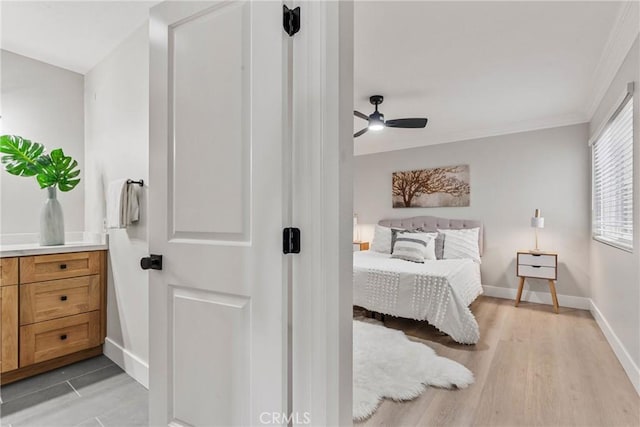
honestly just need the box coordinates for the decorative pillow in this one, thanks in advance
[435,233,445,260]
[438,228,481,263]
[416,228,445,260]
[371,225,405,254]
[391,232,437,263]
[394,230,437,260]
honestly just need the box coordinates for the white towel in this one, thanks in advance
[106,179,140,229]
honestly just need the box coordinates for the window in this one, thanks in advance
[592,94,634,251]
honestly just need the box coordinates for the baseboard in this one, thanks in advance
[589,301,640,396]
[103,337,149,389]
[482,285,591,310]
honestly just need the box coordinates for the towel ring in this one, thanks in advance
[127,179,144,187]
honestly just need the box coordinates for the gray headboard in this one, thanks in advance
[378,216,484,255]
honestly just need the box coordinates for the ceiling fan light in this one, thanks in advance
[369,122,384,131]
[368,112,385,131]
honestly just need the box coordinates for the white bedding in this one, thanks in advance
[353,251,483,344]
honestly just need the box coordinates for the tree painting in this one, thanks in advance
[392,165,470,208]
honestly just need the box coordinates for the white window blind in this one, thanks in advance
[592,95,633,251]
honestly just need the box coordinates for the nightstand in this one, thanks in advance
[353,241,370,252]
[515,251,559,313]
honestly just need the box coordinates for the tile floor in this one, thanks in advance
[0,356,148,427]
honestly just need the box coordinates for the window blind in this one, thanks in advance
[592,95,633,251]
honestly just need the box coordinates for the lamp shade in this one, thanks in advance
[531,209,544,228]
[531,217,545,228]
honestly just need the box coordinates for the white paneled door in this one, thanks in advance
[148,1,288,425]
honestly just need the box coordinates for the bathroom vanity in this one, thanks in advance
[0,236,108,384]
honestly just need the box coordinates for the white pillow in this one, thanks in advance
[370,225,392,253]
[393,230,437,260]
[370,225,404,254]
[391,232,437,263]
[438,228,481,263]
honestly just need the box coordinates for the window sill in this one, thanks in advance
[592,236,633,253]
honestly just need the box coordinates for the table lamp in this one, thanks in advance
[353,213,359,241]
[530,209,544,253]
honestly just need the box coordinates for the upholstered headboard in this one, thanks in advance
[378,216,484,255]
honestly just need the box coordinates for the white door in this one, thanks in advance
[148,1,288,426]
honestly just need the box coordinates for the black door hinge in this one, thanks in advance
[283,5,300,37]
[283,227,301,254]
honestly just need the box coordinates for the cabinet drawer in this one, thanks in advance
[517,264,557,280]
[0,258,19,287]
[518,253,556,267]
[20,311,101,366]
[20,252,100,284]
[20,276,101,325]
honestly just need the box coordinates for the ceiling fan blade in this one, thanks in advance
[354,110,369,121]
[385,118,428,129]
[354,127,369,138]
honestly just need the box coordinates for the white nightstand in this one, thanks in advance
[515,251,559,313]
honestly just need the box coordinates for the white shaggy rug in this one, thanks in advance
[353,320,474,421]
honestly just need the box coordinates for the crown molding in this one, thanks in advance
[354,113,588,156]
[585,1,640,120]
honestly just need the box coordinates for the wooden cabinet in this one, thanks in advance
[1,284,19,373]
[0,257,19,286]
[0,250,107,385]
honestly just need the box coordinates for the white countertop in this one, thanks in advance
[0,232,108,258]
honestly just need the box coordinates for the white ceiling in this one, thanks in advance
[1,1,159,74]
[354,1,632,155]
[0,1,635,156]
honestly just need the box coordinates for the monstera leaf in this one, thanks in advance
[36,149,81,192]
[0,135,45,177]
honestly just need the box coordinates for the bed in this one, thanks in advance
[353,216,484,344]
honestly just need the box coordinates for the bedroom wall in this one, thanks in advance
[0,50,85,234]
[589,35,639,392]
[354,123,591,299]
[84,24,149,387]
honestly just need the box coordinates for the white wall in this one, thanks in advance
[0,50,85,234]
[589,35,639,391]
[354,123,591,298]
[84,25,149,386]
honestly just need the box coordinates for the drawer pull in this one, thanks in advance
[60,295,68,301]
[59,264,67,270]
[532,265,541,268]
[60,334,68,340]
[532,254,541,257]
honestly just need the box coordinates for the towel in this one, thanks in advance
[106,179,140,229]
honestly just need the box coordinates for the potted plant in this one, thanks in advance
[0,135,81,246]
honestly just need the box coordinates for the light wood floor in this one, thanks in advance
[356,296,640,427]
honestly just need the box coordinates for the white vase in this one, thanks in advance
[40,186,65,246]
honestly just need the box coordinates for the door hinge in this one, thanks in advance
[283,5,300,37]
[283,227,301,254]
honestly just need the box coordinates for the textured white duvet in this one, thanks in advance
[353,251,483,344]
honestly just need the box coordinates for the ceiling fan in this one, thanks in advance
[354,95,428,138]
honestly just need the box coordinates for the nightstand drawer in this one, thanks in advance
[518,265,556,279]
[518,253,556,267]
[353,242,369,252]
[20,252,100,284]
[20,276,101,325]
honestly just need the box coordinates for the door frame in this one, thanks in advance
[290,1,354,425]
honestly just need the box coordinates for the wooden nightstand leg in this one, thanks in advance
[515,277,525,307]
[548,280,559,314]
